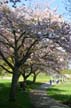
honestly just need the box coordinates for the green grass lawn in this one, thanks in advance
[0,79,33,108]
[27,73,51,83]
[1,74,71,107]
[0,73,50,108]
[47,81,71,107]
[0,74,50,108]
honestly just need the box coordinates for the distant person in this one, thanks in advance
[50,80,52,85]
[56,80,59,84]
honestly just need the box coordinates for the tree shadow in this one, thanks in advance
[26,80,43,90]
[0,80,43,108]
[0,82,11,108]
[47,87,65,93]
[47,87,71,107]
[0,81,34,108]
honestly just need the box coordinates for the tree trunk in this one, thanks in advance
[33,73,37,83]
[9,71,20,101]
[22,74,27,91]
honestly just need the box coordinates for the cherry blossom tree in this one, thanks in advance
[0,3,71,101]
[19,39,68,84]
[0,5,39,101]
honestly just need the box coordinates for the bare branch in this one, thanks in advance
[0,65,13,74]
[17,31,26,43]
[0,40,14,49]
[0,50,14,70]
[22,71,32,79]
[19,39,38,66]
[17,36,26,50]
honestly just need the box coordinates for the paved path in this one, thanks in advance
[39,82,51,89]
[30,82,70,108]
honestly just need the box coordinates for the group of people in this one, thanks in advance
[49,79,60,85]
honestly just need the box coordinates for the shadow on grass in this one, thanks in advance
[26,80,43,90]
[0,82,30,108]
[47,87,71,107]
[0,80,43,108]
[47,87,65,94]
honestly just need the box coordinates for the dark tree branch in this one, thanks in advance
[0,33,14,49]
[0,33,9,41]
[0,40,14,49]
[22,71,32,79]
[17,31,26,43]
[0,64,13,74]
[25,71,32,79]
[0,50,14,70]
[17,36,26,50]
[19,39,38,66]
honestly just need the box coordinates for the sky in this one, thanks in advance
[8,0,70,21]
[10,0,67,20]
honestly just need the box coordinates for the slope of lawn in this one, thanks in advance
[0,79,33,108]
[47,81,71,107]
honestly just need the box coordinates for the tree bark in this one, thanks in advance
[22,74,27,91]
[33,73,37,83]
[9,70,20,101]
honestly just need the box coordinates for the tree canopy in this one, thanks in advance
[0,2,71,101]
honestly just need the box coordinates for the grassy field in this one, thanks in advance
[0,73,50,108]
[27,73,51,83]
[1,74,71,107]
[0,79,33,108]
[47,81,71,107]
